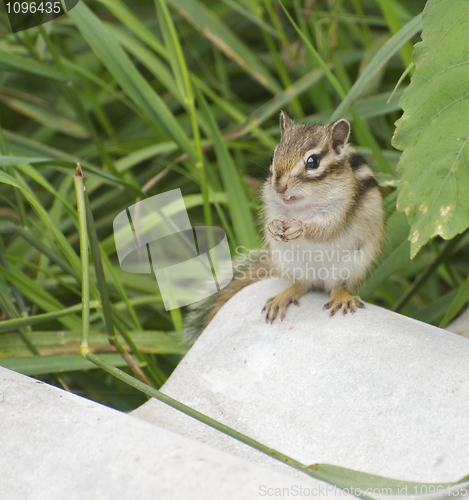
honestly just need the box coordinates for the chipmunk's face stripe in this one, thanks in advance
[320,145,329,158]
[302,146,329,164]
[298,163,343,183]
[357,176,379,197]
[349,153,367,171]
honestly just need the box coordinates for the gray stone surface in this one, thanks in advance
[132,278,469,486]
[0,365,328,500]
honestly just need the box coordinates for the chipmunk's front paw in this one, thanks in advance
[323,288,365,316]
[282,219,304,241]
[267,219,286,242]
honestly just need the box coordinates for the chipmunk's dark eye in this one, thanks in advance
[306,154,320,170]
[270,153,274,164]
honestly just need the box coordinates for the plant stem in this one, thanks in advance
[73,164,90,353]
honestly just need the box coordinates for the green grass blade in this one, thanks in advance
[0,354,130,376]
[393,235,464,312]
[415,290,459,324]
[240,68,325,136]
[83,179,155,385]
[106,24,181,103]
[440,275,469,328]
[220,0,279,37]
[195,89,259,248]
[167,0,281,94]
[0,330,186,357]
[376,0,413,68]
[307,463,459,494]
[2,130,128,187]
[0,156,51,167]
[0,49,67,81]
[96,0,167,58]
[61,57,141,116]
[0,169,81,274]
[0,302,99,334]
[0,266,83,331]
[15,163,75,215]
[331,14,422,121]
[0,94,89,139]
[100,252,142,331]
[67,1,198,163]
[73,165,91,356]
[17,228,79,280]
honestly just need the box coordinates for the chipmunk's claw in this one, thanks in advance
[262,296,282,323]
[324,289,365,316]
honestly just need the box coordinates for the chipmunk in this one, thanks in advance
[184,112,385,339]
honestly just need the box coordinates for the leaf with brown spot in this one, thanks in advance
[393,0,469,257]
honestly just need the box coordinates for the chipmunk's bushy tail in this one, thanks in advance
[183,254,273,343]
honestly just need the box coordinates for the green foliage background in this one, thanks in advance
[0,0,468,411]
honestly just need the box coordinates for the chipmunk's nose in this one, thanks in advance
[274,181,288,194]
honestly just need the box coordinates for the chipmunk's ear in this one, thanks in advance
[331,119,350,154]
[279,111,294,135]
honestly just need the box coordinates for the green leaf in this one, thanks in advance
[393,0,469,257]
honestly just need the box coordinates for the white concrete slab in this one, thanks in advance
[0,365,331,500]
[132,279,469,486]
